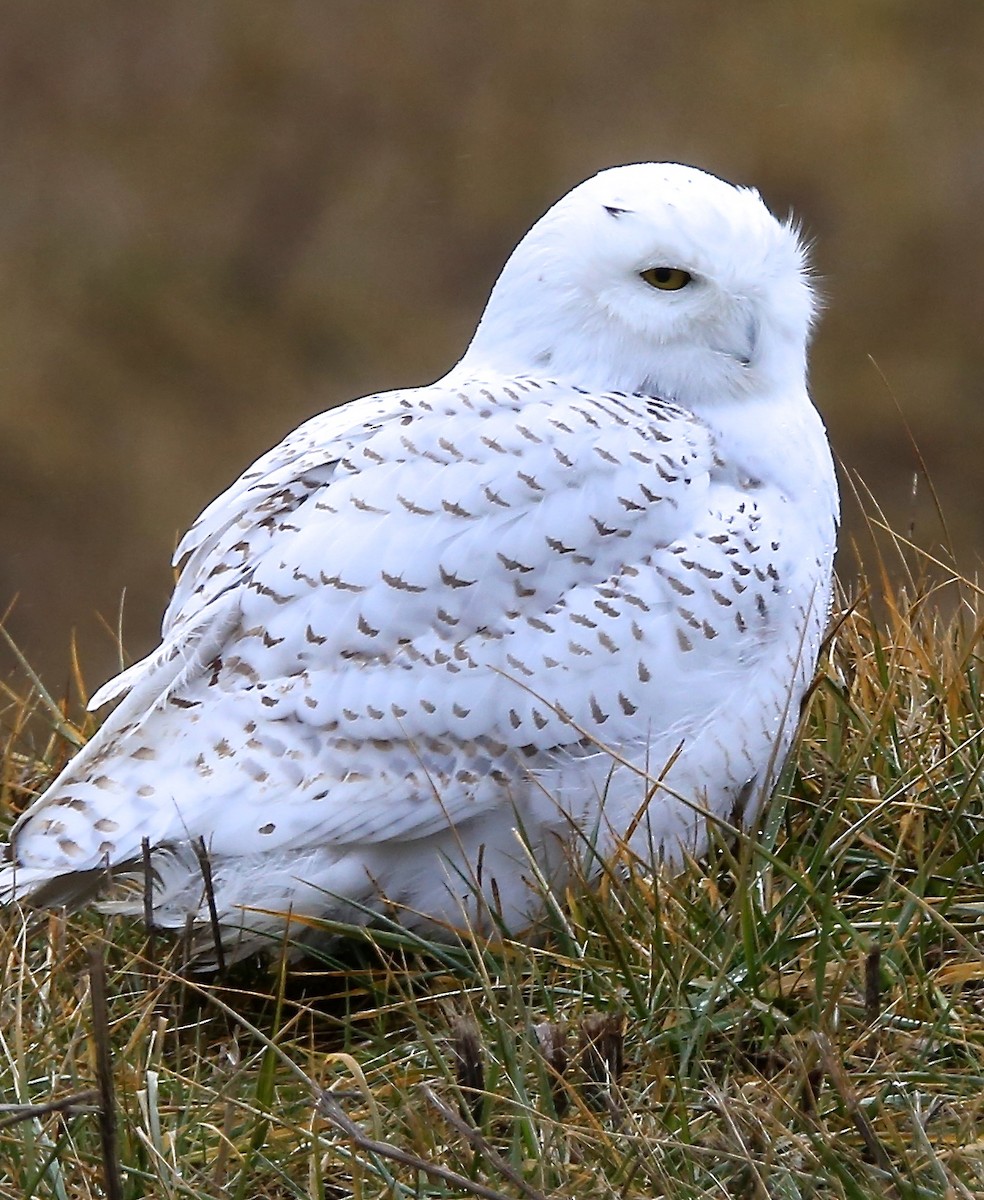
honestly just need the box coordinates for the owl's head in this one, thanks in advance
[457,163,816,410]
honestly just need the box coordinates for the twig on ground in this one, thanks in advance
[816,1033,896,1183]
[141,836,158,982]
[0,1090,99,1130]
[318,1091,517,1200]
[194,836,226,973]
[421,1083,552,1200]
[88,944,124,1200]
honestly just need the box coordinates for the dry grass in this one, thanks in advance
[4,544,984,1196]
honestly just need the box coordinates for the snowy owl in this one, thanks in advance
[1,163,838,959]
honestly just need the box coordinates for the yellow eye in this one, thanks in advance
[640,266,692,291]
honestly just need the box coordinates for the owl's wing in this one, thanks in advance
[8,375,730,877]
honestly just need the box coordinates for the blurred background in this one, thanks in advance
[2,1,983,696]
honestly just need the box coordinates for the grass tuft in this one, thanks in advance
[4,552,984,1196]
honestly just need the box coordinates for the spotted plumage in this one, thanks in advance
[1,163,838,958]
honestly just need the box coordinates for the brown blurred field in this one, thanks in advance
[2,2,983,694]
